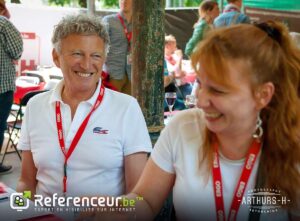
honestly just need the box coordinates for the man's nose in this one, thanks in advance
[80,57,93,70]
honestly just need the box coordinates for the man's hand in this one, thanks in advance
[174,49,183,59]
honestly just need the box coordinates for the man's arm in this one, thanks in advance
[124,152,148,193]
[164,74,174,87]
[16,151,37,200]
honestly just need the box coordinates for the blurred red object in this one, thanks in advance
[14,82,45,104]
[0,182,7,194]
[101,71,118,91]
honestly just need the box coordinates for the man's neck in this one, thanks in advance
[121,10,132,23]
[61,85,97,119]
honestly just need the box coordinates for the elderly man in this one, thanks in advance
[0,0,23,174]
[17,14,152,199]
[214,0,250,27]
[103,0,132,95]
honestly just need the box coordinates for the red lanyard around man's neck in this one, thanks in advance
[117,13,132,50]
[212,138,261,221]
[55,83,105,194]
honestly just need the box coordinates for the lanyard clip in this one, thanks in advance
[64,163,67,177]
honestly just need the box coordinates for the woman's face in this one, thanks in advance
[209,4,220,20]
[196,60,259,137]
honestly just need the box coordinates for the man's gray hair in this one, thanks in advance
[52,13,110,55]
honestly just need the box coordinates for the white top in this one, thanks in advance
[151,108,293,221]
[18,80,152,197]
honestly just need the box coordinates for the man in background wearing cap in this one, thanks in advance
[0,0,23,174]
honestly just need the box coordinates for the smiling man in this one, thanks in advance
[17,14,152,200]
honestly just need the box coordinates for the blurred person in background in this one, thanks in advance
[103,0,132,95]
[0,0,23,174]
[185,0,219,57]
[214,0,250,27]
[165,35,192,103]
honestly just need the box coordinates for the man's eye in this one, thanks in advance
[92,54,102,59]
[72,51,83,56]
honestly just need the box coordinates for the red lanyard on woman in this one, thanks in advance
[117,13,132,51]
[55,83,105,194]
[212,138,261,221]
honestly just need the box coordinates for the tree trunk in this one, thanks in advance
[132,0,165,144]
[87,0,95,14]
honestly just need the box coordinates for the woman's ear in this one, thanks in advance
[255,82,275,110]
[52,49,60,68]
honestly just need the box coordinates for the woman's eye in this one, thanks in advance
[210,87,226,94]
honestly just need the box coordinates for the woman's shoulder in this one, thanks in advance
[194,19,208,29]
[167,108,205,134]
[173,108,203,120]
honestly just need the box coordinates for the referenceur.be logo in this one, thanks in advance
[10,191,143,213]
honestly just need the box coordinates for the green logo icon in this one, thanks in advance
[23,191,31,199]
[10,191,31,211]
[14,195,25,206]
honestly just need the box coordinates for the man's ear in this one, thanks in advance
[52,49,60,68]
[254,82,275,110]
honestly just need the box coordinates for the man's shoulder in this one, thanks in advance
[0,15,8,21]
[103,13,118,22]
[105,88,136,104]
[215,11,238,20]
[0,15,11,25]
[214,11,250,27]
[26,90,52,108]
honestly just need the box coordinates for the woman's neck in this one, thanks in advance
[216,133,254,160]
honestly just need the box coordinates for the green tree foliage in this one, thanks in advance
[46,0,204,8]
[48,0,116,8]
[49,0,71,7]
[78,0,87,8]
[103,0,118,7]
[184,0,202,7]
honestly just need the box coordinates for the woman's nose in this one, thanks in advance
[197,89,210,108]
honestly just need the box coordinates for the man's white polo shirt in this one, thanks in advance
[18,80,152,197]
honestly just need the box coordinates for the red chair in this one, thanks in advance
[14,81,45,104]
